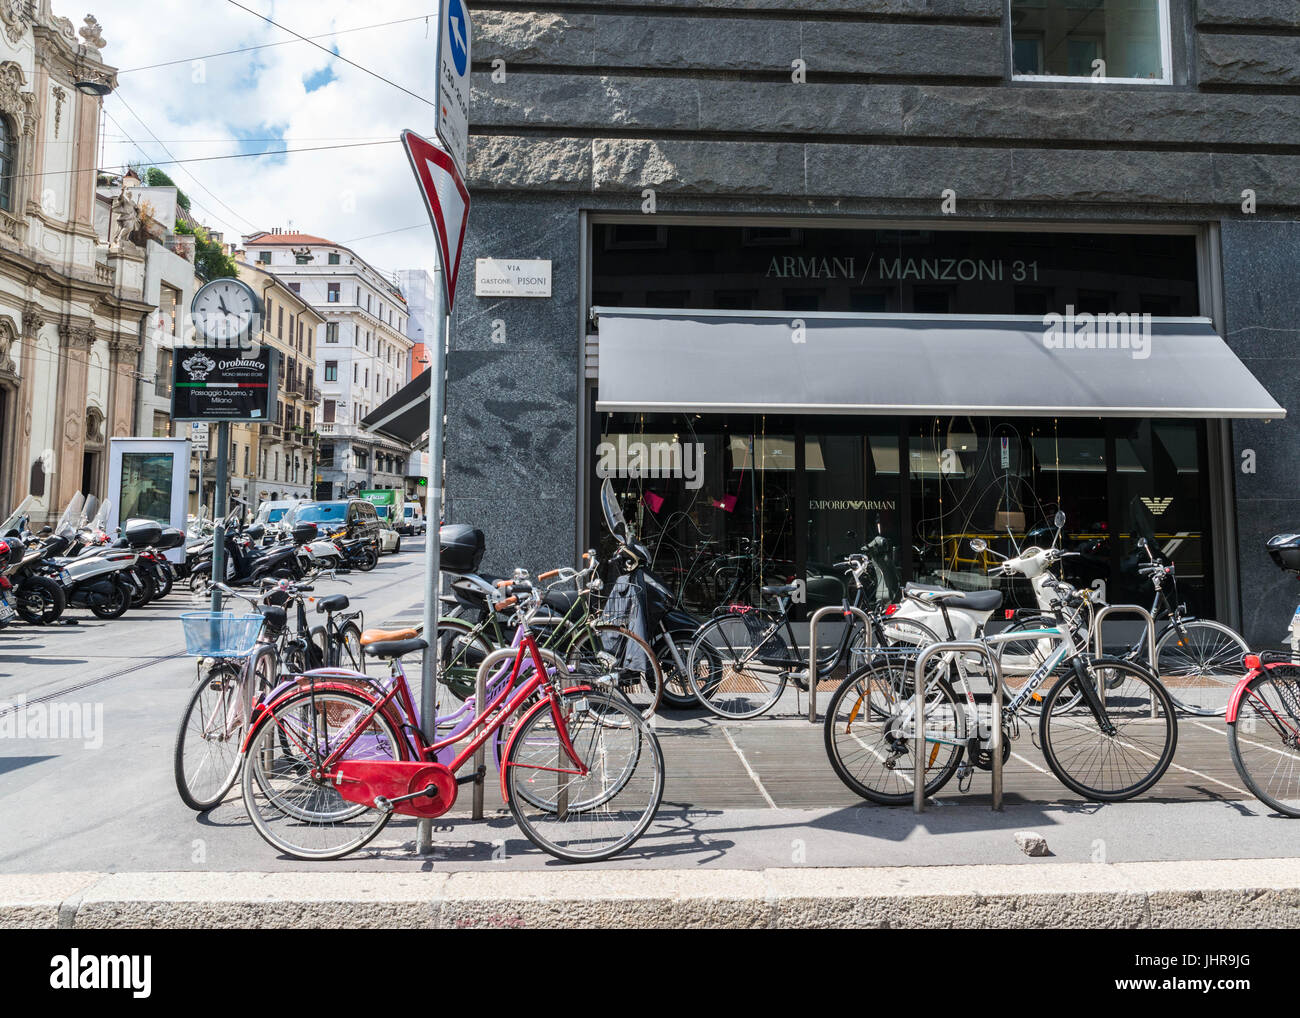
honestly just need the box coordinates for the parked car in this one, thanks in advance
[286,499,381,548]
[379,526,401,554]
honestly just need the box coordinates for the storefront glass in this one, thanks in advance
[594,412,1214,619]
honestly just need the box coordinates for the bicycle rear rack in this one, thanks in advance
[912,641,1004,814]
[807,605,875,723]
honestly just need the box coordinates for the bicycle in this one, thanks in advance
[239,591,665,862]
[824,612,1178,805]
[1228,651,1300,816]
[685,553,939,720]
[988,536,1247,716]
[436,552,663,719]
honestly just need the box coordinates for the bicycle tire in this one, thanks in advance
[437,616,496,705]
[1153,619,1248,717]
[334,621,364,671]
[1228,668,1300,817]
[1038,658,1177,801]
[656,629,702,709]
[687,613,788,720]
[505,690,664,863]
[241,685,407,860]
[823,660,965,805]
[566,623,663,719]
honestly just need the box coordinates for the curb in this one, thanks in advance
[4,859,1300,928]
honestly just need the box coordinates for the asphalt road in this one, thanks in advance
[1,552,1295,874]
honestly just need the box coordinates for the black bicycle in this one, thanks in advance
[685,553,939,719]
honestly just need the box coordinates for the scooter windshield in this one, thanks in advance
[79,495,99,529]
[599,477,628,539]
[0,495,34,536]
[55,493,85,538]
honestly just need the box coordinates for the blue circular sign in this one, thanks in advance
[447,0,469,77]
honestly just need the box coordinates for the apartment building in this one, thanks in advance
[240,230,414,499]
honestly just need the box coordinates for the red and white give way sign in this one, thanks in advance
[401,129,471,311]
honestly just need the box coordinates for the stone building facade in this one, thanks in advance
[448,1,1300,645]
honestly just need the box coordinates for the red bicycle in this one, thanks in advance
[239,590,665,861]
[1227,651,1300,817]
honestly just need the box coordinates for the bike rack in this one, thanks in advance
[912,641,1004,814]
[1090,603,1159,715]
[807,605,875,723]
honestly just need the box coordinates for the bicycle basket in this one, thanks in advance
[180,612,265,657]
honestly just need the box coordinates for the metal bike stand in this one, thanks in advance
[1090,604,1158,715]
[912,641,1004,814]
[807,605,875,723]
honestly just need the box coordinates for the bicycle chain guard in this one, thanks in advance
[328,760,458,819]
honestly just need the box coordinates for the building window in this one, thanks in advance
[1011,0,1171,84]
[258,251,271,264]
[324,360,338,382]
[328,283,340,303]
[154,349,172,397]
[328,252,340,265]
[319,444,334,467]
[325,322,339,343]
[295,252,311,265]
[152,410,170,438]
[289,282,300,294]
[277,306,284,338]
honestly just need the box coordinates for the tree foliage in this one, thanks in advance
[144,167,191,212]
[175,219,237,281]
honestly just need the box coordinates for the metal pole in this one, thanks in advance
[209,421,229,613]
[807,605,875,723]
[416,269,449,855]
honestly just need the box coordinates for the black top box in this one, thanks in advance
[291,522,319,546]
[123,518,163,548]
[440,524,485,573]
[1268,533,1300,573]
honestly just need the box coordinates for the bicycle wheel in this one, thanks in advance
[1154,619,1248,716]
[505,690,664,862]
[995,617,1083,716]
[173,647,274,811]
[567,623,663,720]
[437,616,495,706]
[241,686,407,860]
[824,659,965,805]
[687,613,789,719]
[1038,658,1177,801]
[333,620,364,671]
[1228,667,1300,816]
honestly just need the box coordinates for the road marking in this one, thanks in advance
[1196,719,1300,765]
[720,725,777,809]
[1010,750,1049,774]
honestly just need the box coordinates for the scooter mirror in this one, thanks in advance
[1054,511,1066,529]
[1137,537,1148,549]
[970,538,988,553]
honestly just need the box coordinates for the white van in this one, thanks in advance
[397,501,426,536]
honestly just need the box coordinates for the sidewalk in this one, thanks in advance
[6,858,1300,928]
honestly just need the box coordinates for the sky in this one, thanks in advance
[84,0,447,283]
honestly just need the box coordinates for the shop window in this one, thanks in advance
[1011,0,1171,84]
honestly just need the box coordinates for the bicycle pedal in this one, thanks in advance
[456,765,487,787]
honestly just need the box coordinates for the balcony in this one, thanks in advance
[283,379,303,396]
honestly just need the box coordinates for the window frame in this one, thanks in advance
[1008,0,1173,87]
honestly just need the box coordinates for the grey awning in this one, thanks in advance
[593,309,1285,420]
[361,369,431,445]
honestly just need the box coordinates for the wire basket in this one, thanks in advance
[180,612,265,658]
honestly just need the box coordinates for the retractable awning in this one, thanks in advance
[593,309,1285,420]
[361,369,431,445]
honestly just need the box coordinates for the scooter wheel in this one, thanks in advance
[90,583,130,620]
[15,576,66,625]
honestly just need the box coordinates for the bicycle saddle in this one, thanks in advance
[761,583,800,598]
[360,627,420,646]
[543,588,582,614]
[363,636,428,659]
[316,593,350,613]
[904,583,1003,612]
[258,605,288,632]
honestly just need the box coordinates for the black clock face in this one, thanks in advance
[193,280,258,344]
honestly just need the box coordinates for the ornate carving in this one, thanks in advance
[21,309,44,340]
[0,61,36,136]
[110,186,145,253]
[50,83,64,138]
[0,316,15,374]
[79,15,106,50]
[58,322,95,352]
[0,1,31,46]
[62,410,79,447]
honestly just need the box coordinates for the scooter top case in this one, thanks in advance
[122,519,164,549]
[156,527,186,551]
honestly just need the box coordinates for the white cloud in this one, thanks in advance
[83,0,447,280]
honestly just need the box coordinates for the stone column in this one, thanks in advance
[53,322,93,509]
[12,309,42,508]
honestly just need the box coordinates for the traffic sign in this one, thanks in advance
[436,0,472,180]
[401,129,471,312]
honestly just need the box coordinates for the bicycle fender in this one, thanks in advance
[1225,667,1264,723]
[498,685,591,802]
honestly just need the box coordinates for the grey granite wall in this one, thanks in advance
[451,1,1300,599]
[1221,220,1300,647]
